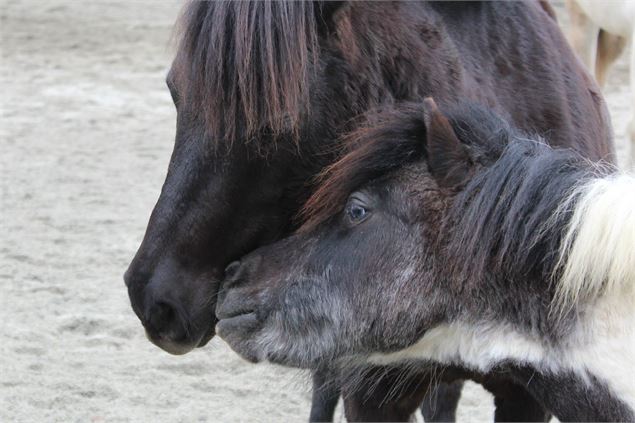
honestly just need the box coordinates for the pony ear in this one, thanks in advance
[315,2,346,33]
[422,98,472,187]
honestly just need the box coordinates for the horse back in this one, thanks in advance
[342,1,613,162]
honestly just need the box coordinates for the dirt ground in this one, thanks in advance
[1,1,632,422]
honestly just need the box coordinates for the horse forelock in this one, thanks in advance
[300,104,428,232]
[299,103,511,232]
[173,1,319,145]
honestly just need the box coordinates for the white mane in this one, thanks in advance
[552,173,635,313]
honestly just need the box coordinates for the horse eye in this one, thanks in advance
[347,203,368,223]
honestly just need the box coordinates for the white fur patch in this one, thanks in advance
[553,173,635,314]
[369,297,635,411]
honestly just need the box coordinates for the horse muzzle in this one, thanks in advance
[125,262,218,355]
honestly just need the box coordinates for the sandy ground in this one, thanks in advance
[1,1,632,422]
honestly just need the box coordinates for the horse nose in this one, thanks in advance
[123,268,132,287]
[124,260,150,290]
[144,299,187,342]
[222,260,245,290]
[222,255,263,289]
[146,302,176,336]
[142,278,187,341]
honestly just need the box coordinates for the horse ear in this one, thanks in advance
[422,98,472,187]
[315,2,346,33]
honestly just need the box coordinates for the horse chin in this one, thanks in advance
[196,325,216,348]
[216,312,265,363]
[145,329,200,356]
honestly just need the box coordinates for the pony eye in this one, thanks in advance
[347,203,368,223]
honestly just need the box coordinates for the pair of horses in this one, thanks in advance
[125,2,619,421]
[217,98,635,422]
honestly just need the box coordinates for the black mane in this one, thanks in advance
[445,133,607,287]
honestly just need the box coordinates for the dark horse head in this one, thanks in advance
[124,2,346,354]
[126,1,612,355]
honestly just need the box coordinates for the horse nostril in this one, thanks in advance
[146,302,176,336]
[224,260,241,280]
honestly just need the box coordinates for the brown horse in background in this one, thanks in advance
[125,2,613,421]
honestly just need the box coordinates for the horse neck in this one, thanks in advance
[444,153,635,420]
[371,302,634,420]
[497,291,635,421]
[397,292,635,420]
[443,140,632,325]
[434,144,635,416]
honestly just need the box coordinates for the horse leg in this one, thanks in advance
[420,380,463,422]
[483,379,551,422]
[595,30,626,88]
[564,0,599,77]
[309,367,341,422]
[629,26,635,169]
[341,366,432,422]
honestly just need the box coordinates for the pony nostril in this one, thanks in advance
[224,260,241,280]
